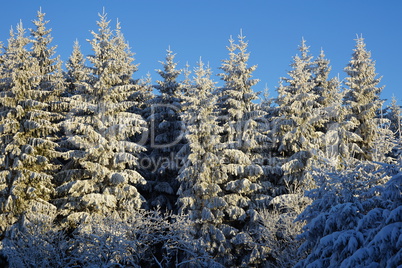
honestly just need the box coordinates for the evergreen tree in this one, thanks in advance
[386,96,401,141]
[296,162,400,268]
[214,32,270,266]
[0,22,61,235]
[272,39,322,193]
[344,36,392,161]
[311,49,361,169]
[65,40,90,96]
[142,48,184,211]
[177,60,230,262]
[30,9,64,96]
[311,49,343,128]
[385,96,402,163]
[54,12,147,226]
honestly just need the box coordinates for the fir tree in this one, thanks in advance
[65,40,90,96]
[386,96,401,141]
[54,12,147,226]
[311,49,360,169]
[296,162,400,268]
[344,36,392,161]
[30,9,64,96]
[0,22,62,235]
[177,59,230,262]
[214,32,270,266]
[142,48,185,211]
[272,39,322,193]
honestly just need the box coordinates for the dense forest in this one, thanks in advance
[0,10,401,268]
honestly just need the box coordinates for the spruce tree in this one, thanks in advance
[311,49,360,169]
[385,96,402,163]
[0,22,61,235]
[344,36,392,161]
[142,48,184,211]
[54,12,147,226]
[65,40,90,96]
[30,9,64,97]
[177,60,230,261]
[272,39,322,193]
[214,32,270,266]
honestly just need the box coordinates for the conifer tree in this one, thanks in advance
[54,12,147,225]
[142,48,184,211]
[65,40,90,96]
[214,32,270,266]
[177,60,230,261]
[272,39,322,192]
[312,49,342,115]
[385,96,402,163]
[311,49,360,169]
[386,96,401,141]
[0,22,61,235]
[344,36,392,161]
[30,9,64,96]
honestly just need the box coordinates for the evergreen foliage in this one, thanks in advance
[272,39,322,193]
[344,36,393,162]
[65,40,90,96]
[141,48,185,211]
[177,59,231,263]
[53,11,147,226]
[296,162,401,267]
[0,21,62,236]
[0,9,400,268]
[214,33,271,266]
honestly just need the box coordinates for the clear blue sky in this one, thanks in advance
[1,1,401,105]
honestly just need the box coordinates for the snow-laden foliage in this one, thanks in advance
[53,11,147,225]
[0,8,401,268]
[386,96,402,141]
[141,48,185,211]
[256,195,311,268]
[177,60,233,264]
[0,19,63,236]
[30,9,65,95]
[344,36,393,162]
[213,32,271,266]
[65,40,91,96]
[272,39,323,193]
[0,208,221,268]
[0,211,69,268]
[296,161,401,267]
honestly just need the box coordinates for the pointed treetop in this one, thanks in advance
[298,37,310,59]
[319,47,325,58]
[101,6,107,17]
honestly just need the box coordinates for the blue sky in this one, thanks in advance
[1,1,401,105]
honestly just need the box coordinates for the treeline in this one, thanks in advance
[0,10,401,267]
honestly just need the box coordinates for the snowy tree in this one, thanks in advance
[54,12,147,226]
[296,161,400,267]
[141,48,185,211]
[30,9,64,97]
[272,39,323,193]
[176,59,232,263]
[309,49,362,170]
[385,96,402,164]
[0,22,62,236]
[386,96,402,141]
[344,36,392,161]
[65,40,90,96]
[213,32,271,266]
[311,49,341,110]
